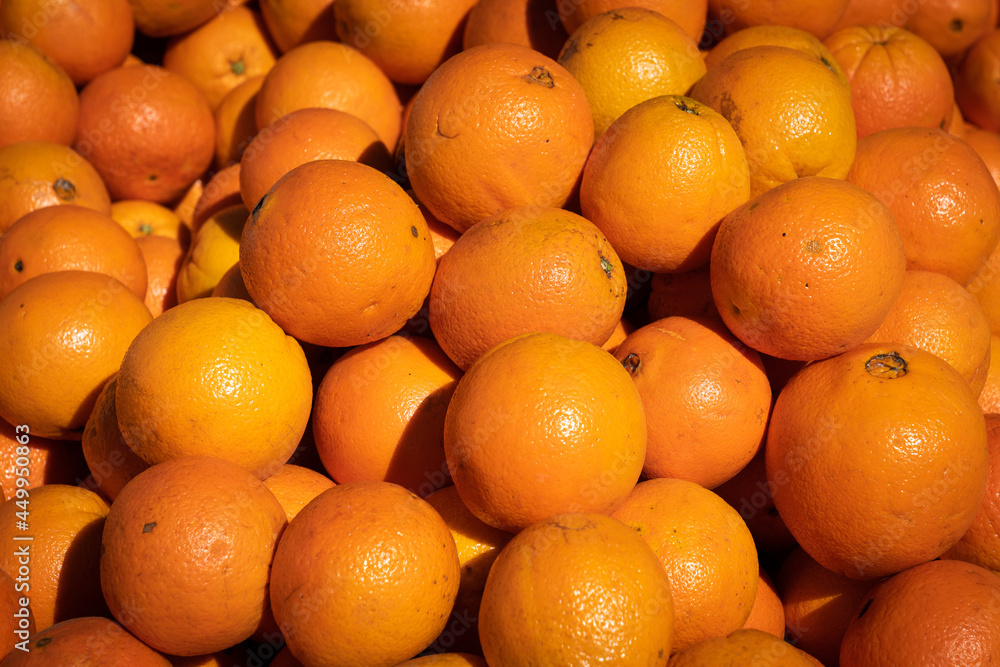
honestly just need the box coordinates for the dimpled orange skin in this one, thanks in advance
[667,628,823,666]
[708,0,850,40]
[428,206,627,370]
[240,160,437,348]
[81,374,151,502]
[710,176,906,361]
[100,457,287,656]
[478,513,674,667]
[0,617,171,667]
[704,25,849,85]
[557,0,708,43]
[261,464,335,522]
[404,43,594,233]
[269,482,461,667]
[766,344,989,581]
[444,332,646,533]
[0,39,79,148]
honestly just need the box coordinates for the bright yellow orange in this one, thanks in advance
[667,628,823,666]
[175,204,246,302]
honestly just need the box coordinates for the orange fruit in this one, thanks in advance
[100,456,287,656]
[239,159,437,348]
[0,568,33,660]
[214,74,264,169]
[557,0,708,43]
[479,512,674,666]
[81,374,151,502]
[0,39,78,149]
[556,9,707,139]
[964,123,1000,188]
[396,655,487,667]
[610,478,759,652]
[269,481,461,667]
[404,42,593,233]
[955,28,1000,131]
[979,336,1000,411]
[175,204,246,302]
[110,199,189,244]
[427,206,626,370]
[0,140,111,233]
[824,25,955,138]
[0,270,152,439]
[714,451,799,558]
[0,0,134,85]
[261,464,334,522]
[601,317,633,354]
[646,270,720,322]
[707,0,851,39]
[115,297,313,479]
[840,559,1000,665]
[863,270,992,396]
[259,0,338,53]
[75,65,215,203]
[312,335,461,495]
[254,40,403,149]
[162,6,277,110]
[209,261,253,301]
[423,485,512,656]
[830,0,904,32]
[904,0,997,60]
[333,0,479,85]
[667,628,823,666]
[777,546,878,666]
[766,344,989,580]
[0,419,89,494]
[710,176,906,361]
[238,107,393,211]
[171,178,203,230]
[190,163,243,233]
[444,332,645,532]
[1,616,170,666]
[462,0,568,60]
[941,412,1000,571]
[613,316,771,489]
[0,204,147,300]
[128,0,220,37]
[690,45,856,197]
[134,234,185,317]
[846,126,1000,285]
[580,95,749,273]
[704,24,849,84]
[0,484,110,631]
[742,568,785,638]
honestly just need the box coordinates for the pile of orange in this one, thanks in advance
[3,0,1000,664]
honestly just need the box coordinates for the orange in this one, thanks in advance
[0,140,111,233]
[175,204,246,302]
[690,45,856,197]
[75,65,215,203]
[115,297,313,479]
[397,655,487,667]
[714,451,799,558]
[0,419,89,494]
[163,6,278,110]
[0,271,152,439]
[831,0,904,32]
[0,39,78,148]
[427,206,626,370]
[580,95,749,273]
[964,124,1000,188]
[840,559,1000,664]
[863,270,992,396]
[557,0,708,43]
[955,27,1000,131]
[0,484,109,631]
[214,74,264,168]
[610,478,759,652]
[0,204,148,300]
[742,568,785,638]
[0,0,134,85]
[846,126,1000,284]
[462,0,568,60]
[704,24,849,84]
[444,332,645,532]
[259,0,338,53]
[710,176,906,361]
[480,512,674,665]
[261,464,334,522]
[1,617,170,666]
[423,485,512,656]
[269,481,461,667]
[110,199,189,244]
[254,40,403,149]
[824,25,955,138]
[941,412,1000,571]
[312,335,460,496]
[667,628,822,666]
[766,344,989,580]
[613,316,771,489]
[601,317,633,354]
[171,177,203,230]
[190,163,243,233]
[210,261,252,301]
[904,0,997,60]
[135,235,185,317]
[128,0,220,37]
[777,546,878,666]
[239,159,437,348]
[404,42,593,232]
[81,374,150,502]
[556,9,707,139]
[980,336,1000,411]
[333,0,479,85]
[238,107,393,211]
[707,0,851,39]
[0,569,33,660]
[101,456,287,656]
[646,270,720,322]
